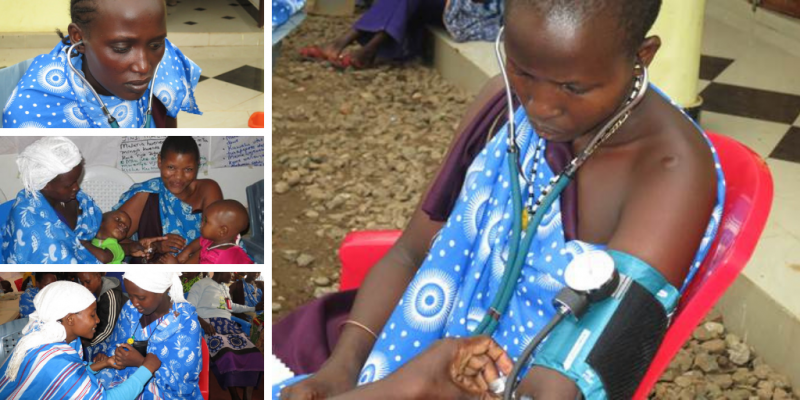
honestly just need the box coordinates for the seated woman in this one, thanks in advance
[0,281,161,399]
[1,137,160,264]
[95,271,203,399]
[2,0,201,128]
[19,272,58,317]
[77,272,125,362]
[299,0,446,69]
[275,0,725,399]
[187,273,264,400]
[114,136,223,262]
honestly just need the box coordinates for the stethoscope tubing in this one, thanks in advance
[66,40,160,128]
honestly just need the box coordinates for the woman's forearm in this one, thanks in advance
[327,207,443,373]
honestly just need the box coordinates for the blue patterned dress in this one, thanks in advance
[273,86,726,398]
[18,287,38,317]
[96,301,203,400]
[114,178,201,246]
[1,189,102,264]
[2,39,201,128]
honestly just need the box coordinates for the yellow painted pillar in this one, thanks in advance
[0,0,71,32]
[647,0,707,110]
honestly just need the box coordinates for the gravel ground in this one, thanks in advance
[271,13,798,399]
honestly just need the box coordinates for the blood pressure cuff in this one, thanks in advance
[531,250,680,400]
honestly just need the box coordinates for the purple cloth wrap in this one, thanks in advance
[352,0,446,60]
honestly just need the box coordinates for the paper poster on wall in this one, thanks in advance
[16,137,122,167]
[120,136,209,173]
[209,136,265,168]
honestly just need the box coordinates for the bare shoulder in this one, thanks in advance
[609,92,718,287]
[195,179,223,208]
[631,93,716,190]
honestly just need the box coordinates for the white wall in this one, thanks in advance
[0,154,264,207]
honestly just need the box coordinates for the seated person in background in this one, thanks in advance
[0,280,11,294]
[230,272,263,322]
[77,272,125,361]
[187,272,264,400]
[83,210,166,264]
[0,281,161,399]
[19,272,57,317]
[181,272,204,296]
[158,200,253,264]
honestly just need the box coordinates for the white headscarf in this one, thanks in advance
[123,271,186,303]
[5,281,96,380]
[17,136,82,199]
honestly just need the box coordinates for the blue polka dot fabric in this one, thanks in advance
[2,39,202,128]
[273,85,725,398]
[272,0,305,31]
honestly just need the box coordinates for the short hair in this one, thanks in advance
[505,0,662,56]
[34,272,57,283]
[160,136,201,164]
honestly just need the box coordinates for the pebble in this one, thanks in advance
[272,303,282,313]
[275,181,290,194]
[313,276,331,287]
[296,253,316,267]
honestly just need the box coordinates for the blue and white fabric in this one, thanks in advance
[444,0,504,42]
[242,280,263,308]
[1,189,102,264]
[114,178,201,245]
[272,0,305,31]
[2,38,201,128]
[18,287,38,317]
[0,340,107,399]
[96,301,203,400]
[273,85,725,397]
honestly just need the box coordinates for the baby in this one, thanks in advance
[83,210,163,264]
[159,199,254,264]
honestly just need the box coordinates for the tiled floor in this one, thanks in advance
[698,7,800,317]
[167,0,262,33]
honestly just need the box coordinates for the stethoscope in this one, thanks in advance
[467,26,650,399]
[66,40,161,128]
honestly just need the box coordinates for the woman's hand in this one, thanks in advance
[142,353,162,374]
[132,236,168,258]
[156,254,179,264]
[114,343,146,369]
[384,336,513,400]
[155,233,186,254]
[279,358,361,400]
[199,318,217,336]
[255,300,264,312]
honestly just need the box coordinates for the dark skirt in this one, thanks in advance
[207,317,264,389]
[353,0,446,60]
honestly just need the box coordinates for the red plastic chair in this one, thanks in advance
[338,132,773,399]
[200,337,210,400]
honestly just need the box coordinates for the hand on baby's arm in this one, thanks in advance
[129,236,168,259]
[156,254,179,264]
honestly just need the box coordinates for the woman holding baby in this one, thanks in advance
[1,136,234,264]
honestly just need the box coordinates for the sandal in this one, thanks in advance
[299,45,333,62]
[332,53,369,70]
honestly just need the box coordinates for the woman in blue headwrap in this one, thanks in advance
[2,0,201,128]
